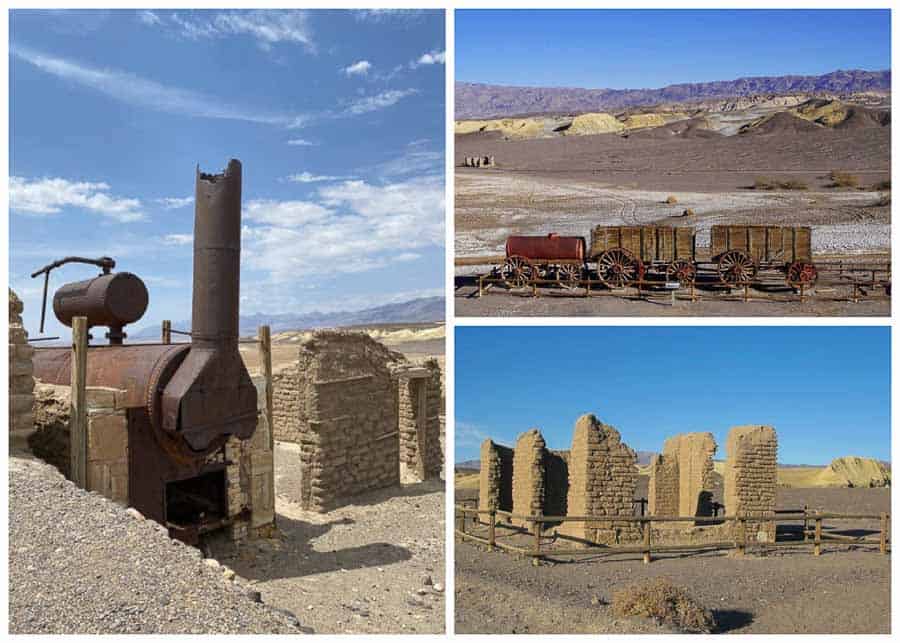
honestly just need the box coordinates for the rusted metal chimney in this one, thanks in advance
[160,159,257,453]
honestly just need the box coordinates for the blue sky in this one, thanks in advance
[455,327,891,465]
[456,9,891,88]
[10,9,445,337]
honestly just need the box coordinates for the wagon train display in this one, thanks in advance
[459,224,890,299]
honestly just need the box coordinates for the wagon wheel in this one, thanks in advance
[596,248,644,288]
[500,255,535,289]
[665,260,697,286]
[555,263,583,289]
[717,250,757,285]
[786,261,818,288]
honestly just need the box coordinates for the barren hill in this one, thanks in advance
[456,69,890,119]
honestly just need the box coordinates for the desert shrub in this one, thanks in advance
[612,578,715,633]
[871,179,891,191]
[682,208,695,217]
[665,195,678,204]
[752,177,775,190]
[752,177,806,190]
[777,179,808,190]
[829,170,859,188]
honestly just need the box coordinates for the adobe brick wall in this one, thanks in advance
[511,429,546,528]
[9,289,35,451]
[398,359,444,483]
[559,414,639,545]
[647,453,679,517]
[662,432,717,518]
[724,425,777,542]
[478,439,514,514]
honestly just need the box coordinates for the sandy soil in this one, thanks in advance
[213,481,445,634]
[455,487,890,634]
[454,124,890,316]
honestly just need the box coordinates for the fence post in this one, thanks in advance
[532,514,542,564]
[814,516,822,556]
[457,508,465,537]
[488,510,496,551]
[69,316,88,489]
[642,520,652,564]
[736,516,746,556]
[880,513,888,554]
[803,504,809,542]
[161,319,171,344]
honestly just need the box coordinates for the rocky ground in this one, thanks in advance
[212,480,445,634]
[455,486,890,634]
[9,455,303,634]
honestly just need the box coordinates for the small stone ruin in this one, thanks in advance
[8,289,34,452]
[272,331,443,512]
[463,155,496,168]
[649,432,717,520]
[724,425,778,542]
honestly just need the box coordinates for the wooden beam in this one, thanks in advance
[258,325,274,453]
[69,316,88,489]
[161,319,171,344]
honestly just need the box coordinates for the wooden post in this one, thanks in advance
[803,504,809,542]
[69,316,89,489]
[532,514,542,563]
[258,325,275,526]
[457,509,465,536]
[161,319,171,344]
[488,510,496,551]
[736,517,746,556]
[814,516,822,556]
[477,274,483,298]
[642,520,651,564]
[880,513,888,554]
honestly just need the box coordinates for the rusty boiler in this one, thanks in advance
[31,159,257,544]
[505,233,586,261]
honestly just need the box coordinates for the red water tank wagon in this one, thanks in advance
[504,233,587,262]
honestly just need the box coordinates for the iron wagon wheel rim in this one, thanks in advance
[556,262,582,289]
[501,255,535,289]
[717,250,757,285]
[666,260,697,286]
[597,248,643,288]
[786,261,818,287]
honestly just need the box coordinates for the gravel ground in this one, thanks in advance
[455,487,890,634]
[216,481,445,634]
[9,455,304,634]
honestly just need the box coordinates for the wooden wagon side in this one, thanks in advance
[589,225,696,286]
[710,225,816,285]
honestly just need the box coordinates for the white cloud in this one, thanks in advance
[354,10,425,23]
[156,196,193,209]
[342,60,372,77]
[241,176,444,281]
[286,172,354,184]
[137,10,161,26]
[455,421,492,450]
[163,233,193,245]
[377,150,444,178]
[413,49,445,67]
[11,46,303,127]
[344,89,418,115]
[10,176,145,222]
[287,138,316,146]
[144,10,314,52]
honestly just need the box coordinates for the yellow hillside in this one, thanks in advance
[620,112,690,130]
[816,456,891,488]
[455,471,480,490]
[791,99,850,127]
[564,112,624,136]
[455,118,546,138]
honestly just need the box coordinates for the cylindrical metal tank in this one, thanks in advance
[505,233,586,261]
[53,272,148,329]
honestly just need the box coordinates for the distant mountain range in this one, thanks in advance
[456,69,891,119]
[132,296,444,339]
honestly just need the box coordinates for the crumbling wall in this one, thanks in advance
[478,439,514,514]
[511,429,546,528]
[662,432,717,518]
[398,360,444,483]
[9,289,35,451]
[560,414,639,545]
[274,331,406,512]
[724,425,777,542]
[647,454,679,517]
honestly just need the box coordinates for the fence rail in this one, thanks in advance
[455,504,890,563]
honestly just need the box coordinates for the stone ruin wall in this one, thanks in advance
[661,432,717,518]
[647,454,679,517]
[725,425,778,542]
[543,450,569,523]
[398,359,444,483]
[9,289,35,452]
[511,429,546,528]
[29,376,275,541]
[478,439,514,514]
[559,414,639,545]
[463,155,495,168]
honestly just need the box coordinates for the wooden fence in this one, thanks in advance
[455,504,890,563]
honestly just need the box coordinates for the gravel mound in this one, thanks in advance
[9,456,304,634]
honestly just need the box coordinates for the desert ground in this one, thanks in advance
[455,99,890,316]
[455,468,890,634]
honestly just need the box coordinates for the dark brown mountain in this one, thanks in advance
[456,69,890,119]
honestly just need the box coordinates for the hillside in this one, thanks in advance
[456,69,890,119]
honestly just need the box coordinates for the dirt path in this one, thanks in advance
[215,481,445,634]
